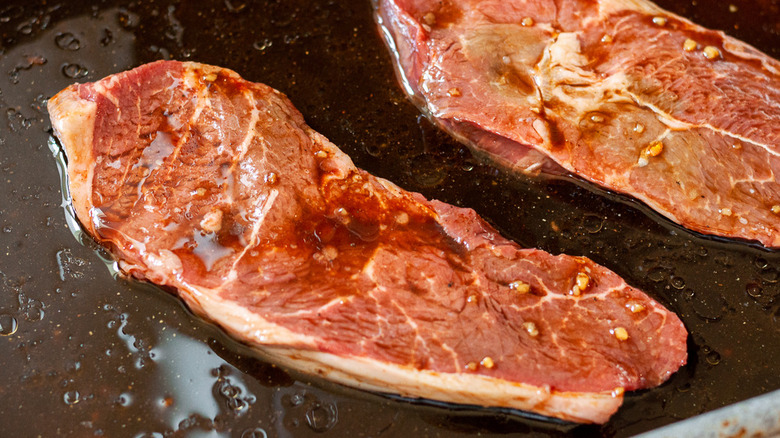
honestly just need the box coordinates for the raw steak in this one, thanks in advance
[376,0,780,246]
[47,60,687,424]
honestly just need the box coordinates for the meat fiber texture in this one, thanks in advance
[376,0,780,247]
[47,60,687,424]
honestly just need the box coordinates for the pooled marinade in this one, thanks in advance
[376,0,780,247]
[47,60,686,424]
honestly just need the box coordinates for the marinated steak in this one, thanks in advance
[47,60,687,424]
[376,0,780,246]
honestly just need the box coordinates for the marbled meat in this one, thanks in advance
[376,0,780,246]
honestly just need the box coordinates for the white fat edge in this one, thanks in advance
[48,88,99,235]
[255,347,621,424]
[178,280,320,348]
[596,0,664,17]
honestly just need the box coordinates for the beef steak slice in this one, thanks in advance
[377,0,780,246]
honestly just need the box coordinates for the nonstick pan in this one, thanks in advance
[0,0,778,436]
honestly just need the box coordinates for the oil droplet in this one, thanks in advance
[647,266,667,283]
[63,390,80,405]
[116,393,132,406]
[759,267,779,283]
[670,276,686,290]
[746,283,763,298]
[0,313,18,336]
[117,8,140,29]
[62,63,89,79]
[692,294,726,321]
[582,214,605,234]
[225,0,247,13]
[54,32,81,50]
[677,382,692,393]
[754,257,769,270]
[706,351,721,365]
[241,429,268,438]
[289,393,304,407]
[408,154,446,188]
[253,38,273,52]
[305,402,338,432]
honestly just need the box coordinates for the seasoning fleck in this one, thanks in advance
[633,123,645,134]
[645,141,664,157]
[521,17,534,26]
[771,205,780,214]
[200,210,223,233]
[703,46,721,60]
[576,272,590,291]
[447,87,462,97]
[466,361,478,371]
[613,327,629,341]
[683,38,698,52]
[627,302,646,313]
[523,322,539,337]
[423,12,436,26]
[652,16,667,26]
[612,387,625,397]
[480,356,496,369]
[509,280,531,294]
[720,207,733,217]
[601,34,613,43]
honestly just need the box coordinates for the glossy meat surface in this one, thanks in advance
[376,0,780,246]
[47,60,687,424]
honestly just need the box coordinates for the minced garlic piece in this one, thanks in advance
[423,12,436,25]
[466,361,478,371]
[720,207,733,216]
[447,87,462,97]
[200,209,223,233]
[576,272,590,290]
[645,141,664,157]
[772,205,780,214]
[612,387,625,397]
[195,187,207,196]
[652,16,667,26]
[590,114,604,123]
[322,245,339,261]
[521,17,534,26]
[509,280,531,294]
[523,322,539,337]
[613,327,629,341]
[683,38,698,52]
[703,46,721,60]
[627,302,646,313]
[315,150,328,158]
[633,123,645,134]
[480,356,496,369]
[601,34,613,43]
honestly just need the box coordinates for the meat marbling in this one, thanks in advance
[376,0,780,246]
[47,60,687,424]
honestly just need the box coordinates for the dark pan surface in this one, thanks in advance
[0,1,778,436]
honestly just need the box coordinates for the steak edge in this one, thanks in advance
[48,60,687,424]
